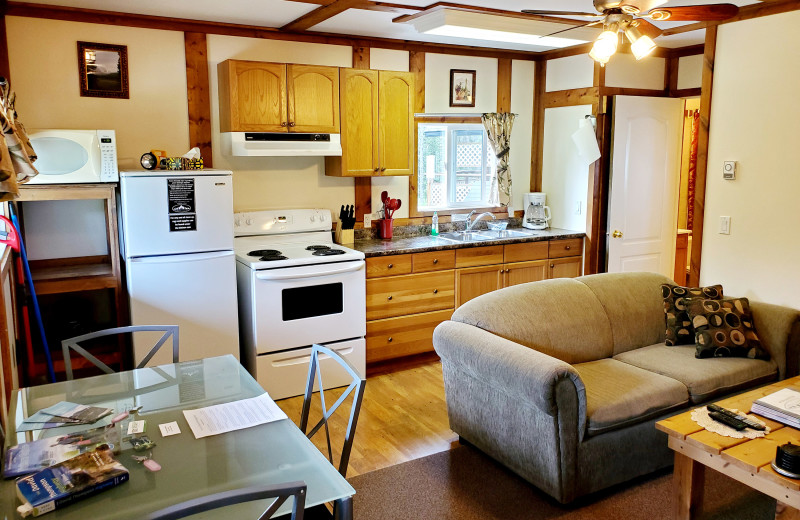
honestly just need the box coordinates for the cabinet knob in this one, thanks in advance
[387,337,393,343]
[381,167,387,172]
[374,167,380,172]
[550,264,555,268]
[289,122,296,127]
[433,259,439,264]
[433,289,438,294]
[387,295,393,301]
[505,269,510,273]
[388,263,393,269]
[281,122,287,127]
[565,246,571,250]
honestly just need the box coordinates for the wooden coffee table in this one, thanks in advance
[656,377,800,520]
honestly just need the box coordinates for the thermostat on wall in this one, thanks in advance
[723,161,736,180]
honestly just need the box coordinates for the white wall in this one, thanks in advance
[424,54,498,113]
[605,54,665,89]
[546,55,594,91]
[677,54,703,90]
[541,104,593,232]
[700,10,800,308]
[509,60,535,214]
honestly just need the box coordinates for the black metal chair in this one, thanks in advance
[143,481,306,520]
[61,325,179,380]
[300,344,366,478]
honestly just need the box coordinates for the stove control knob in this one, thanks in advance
[310,215,316,222]
[234,218,241,227]
[246,218,253,225]
[319,214,326,222]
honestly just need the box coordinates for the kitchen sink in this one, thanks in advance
[436,231,493,242]
[477,229,536,239]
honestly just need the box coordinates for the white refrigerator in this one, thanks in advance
[119,169,239,366]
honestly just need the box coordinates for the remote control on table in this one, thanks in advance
[707,404,766,431]
[708,410,748,430]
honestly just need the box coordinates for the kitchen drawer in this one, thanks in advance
[548,238,583,259]
[412,250,455,273]
[455,245,504,268]
[503,241,548,263]
[366,309,453,363]
[366,254,412,278]
[366,271,455,320]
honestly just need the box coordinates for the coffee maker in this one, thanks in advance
[523,192,551,230]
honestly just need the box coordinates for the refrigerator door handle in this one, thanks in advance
[128,250,234,264]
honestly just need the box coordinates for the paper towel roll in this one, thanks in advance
[571,119,601,164]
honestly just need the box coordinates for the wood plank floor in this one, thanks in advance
[275,359,458,478]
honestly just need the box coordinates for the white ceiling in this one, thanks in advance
[22,0,760,52]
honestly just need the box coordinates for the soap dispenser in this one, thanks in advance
[431,212,439,236]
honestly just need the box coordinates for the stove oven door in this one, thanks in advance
[250,260,366,353]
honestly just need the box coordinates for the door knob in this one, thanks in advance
[612,230,623,238]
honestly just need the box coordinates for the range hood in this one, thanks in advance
[222,132,342,157]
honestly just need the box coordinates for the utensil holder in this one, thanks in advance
[378,218,393,240]
[335,221,354,245]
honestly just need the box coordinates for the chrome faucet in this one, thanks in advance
[465,210,496,232]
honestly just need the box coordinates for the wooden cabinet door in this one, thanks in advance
[367,271,455,320]
[338,69,379,176]
[378,71,414,176]
[218,60,287,132]
[549,257,582,279]
[504,260,548,287]
[456,265,502,308]
[287,64,340,133]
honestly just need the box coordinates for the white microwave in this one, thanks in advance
[25,129,119,184]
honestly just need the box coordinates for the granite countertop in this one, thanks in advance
[353,227,585,257]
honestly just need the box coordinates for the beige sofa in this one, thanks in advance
[433,272,800,503]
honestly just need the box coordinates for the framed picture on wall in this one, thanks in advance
[77,41,129,99]
[449,69,476,107]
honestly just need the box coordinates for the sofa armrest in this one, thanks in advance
[433,320,588,436]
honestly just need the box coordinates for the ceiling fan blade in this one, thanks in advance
[632,18,662,39]
[616,0,668,15]
[647,3,739,21]
[538,20,602,38]
[522,10,601,17]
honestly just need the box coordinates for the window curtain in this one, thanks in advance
[481,112,515,209]
[0,78,38,201]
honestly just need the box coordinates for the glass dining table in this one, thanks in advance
[0,354,355,519]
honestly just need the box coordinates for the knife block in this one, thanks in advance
[335,221,354,245]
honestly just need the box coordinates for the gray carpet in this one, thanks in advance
[349,445,777,519]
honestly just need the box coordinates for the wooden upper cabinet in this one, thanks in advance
[218,60,339,133]
[378,71,414,176]
[287,64,340,133]
[335,69,379,176]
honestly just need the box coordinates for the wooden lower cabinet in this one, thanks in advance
[505,259,549,287]
[549,256,582,279]
[366,309,453,363]
[366,270,454,321]
[455,265,502,308]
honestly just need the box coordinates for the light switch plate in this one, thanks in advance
[723,161,736,180]
[719,216,731,235]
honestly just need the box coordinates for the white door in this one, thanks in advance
[607,96,683,276]
[126,251,240,365]
[120,171,234,258]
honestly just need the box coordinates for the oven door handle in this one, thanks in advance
[255,262,364,281]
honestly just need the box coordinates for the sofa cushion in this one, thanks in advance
[614,343,778,403]
[578,272,673,356]
[573,358,689,436]
[685,297,770,360]
[662,283,724,346]
[451,278,614,364]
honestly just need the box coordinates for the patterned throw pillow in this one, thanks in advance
[684,297,769,360]
[662,284,723,346]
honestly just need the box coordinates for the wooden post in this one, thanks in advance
[531,60,546,193]
[352,46,371,224]
[0,0,10,81]
[496,58,511,113]
[184,32,213,167]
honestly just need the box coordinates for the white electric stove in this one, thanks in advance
[234,209,366,399]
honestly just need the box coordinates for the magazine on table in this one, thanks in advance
[3,424,121,479]
[750,388,800,426]
[15,445,129,517]
[17,402,113,432]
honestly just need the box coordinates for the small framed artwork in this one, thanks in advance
[77,41,129,99]
[449,69,476,108]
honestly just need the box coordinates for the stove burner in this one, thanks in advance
[249,249,283,257]
[259,255,288,261]
[305,245,331,251]
[312,249,346,256]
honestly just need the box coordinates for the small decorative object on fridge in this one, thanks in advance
[77,41,129,99]
[449,69,476,108]
[165,157,184,170]
[187,158,204,170]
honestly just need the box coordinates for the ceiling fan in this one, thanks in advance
[522,0,739,64]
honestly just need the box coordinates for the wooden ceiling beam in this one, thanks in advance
[661,0,800,36]
[281,0,370,32]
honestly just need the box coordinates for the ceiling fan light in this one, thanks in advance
[589,28,618,64]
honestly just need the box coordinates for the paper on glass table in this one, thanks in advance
[183,392,288,439]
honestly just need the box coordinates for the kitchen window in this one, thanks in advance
[417,123,497,212]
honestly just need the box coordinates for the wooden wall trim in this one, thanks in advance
[661,0,800,37]
[281,0,365,32]
[688,26,716,287]
[531,60,545,193]
[184,32,213,168]
[542,87,599,108]
[408,50,425,219]
[584,62,605,275]
[669,44,705,58]
[672,88,702,98]
[0,0,9,81]
[5,2,540,61]
[496,57,511,113]
[352,46,372,224]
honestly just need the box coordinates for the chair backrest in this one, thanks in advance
[143,481,306,520]
[300,344,366,477]
[61,325,179,380]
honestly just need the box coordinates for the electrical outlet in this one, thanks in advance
[364,213,373,228]
[719,216,731,235]
[574,201,582,215]
[723,161,736,180]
